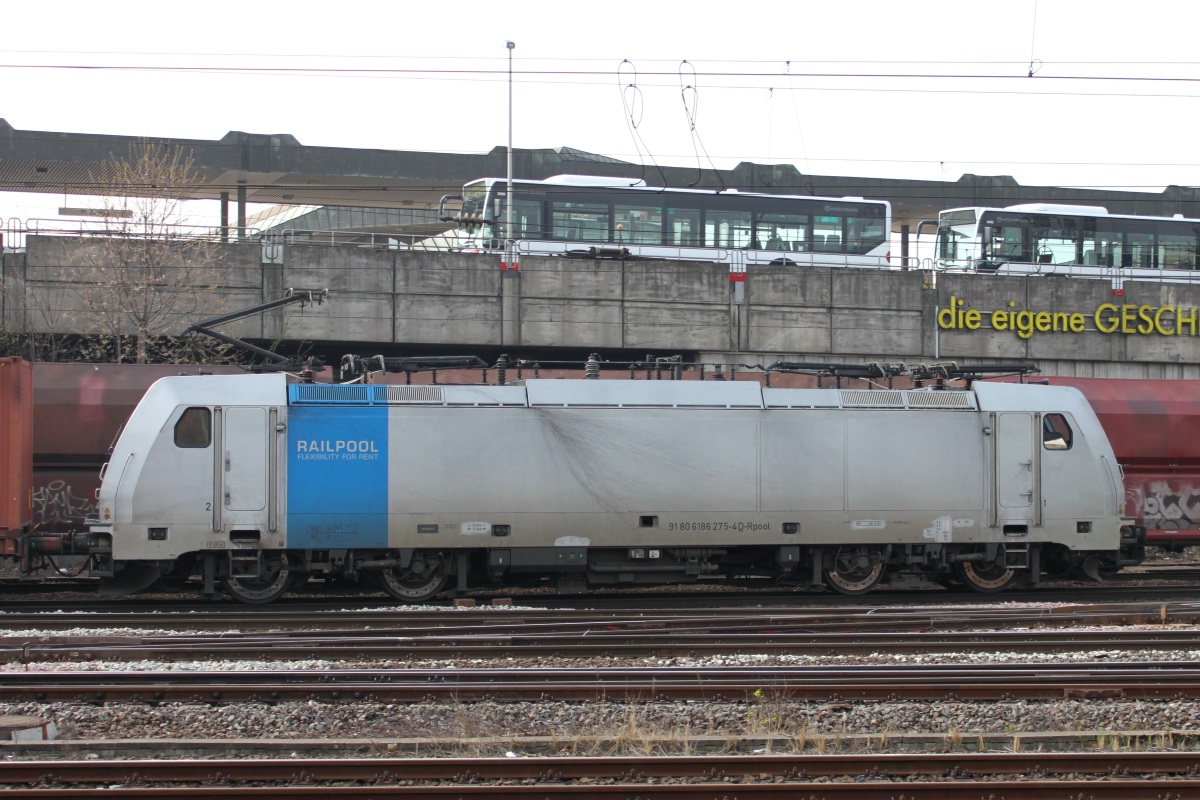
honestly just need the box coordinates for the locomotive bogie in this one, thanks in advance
[89,375,1143,603]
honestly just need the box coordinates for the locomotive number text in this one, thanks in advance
[668,521,770,532]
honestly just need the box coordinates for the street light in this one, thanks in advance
[505,40,516,270]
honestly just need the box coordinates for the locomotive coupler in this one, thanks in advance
[1117,523,1147,567]
[25,530,95,557]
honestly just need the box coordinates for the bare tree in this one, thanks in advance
[69,141,227,363]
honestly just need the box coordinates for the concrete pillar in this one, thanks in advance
[237,182,247,241]
[500,270,520,345]
[220,192,229,242]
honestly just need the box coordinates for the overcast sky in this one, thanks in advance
[1,0,1196,224]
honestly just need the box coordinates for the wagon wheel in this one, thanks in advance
[223,554,293,605]
[953,559,1017,593]
[823,547,885,596]
[377,551,450,602]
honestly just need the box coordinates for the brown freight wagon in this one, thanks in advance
[0,357,33,553]
[31,363,248,534]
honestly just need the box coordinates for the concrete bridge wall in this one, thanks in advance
[4,236,1200,378]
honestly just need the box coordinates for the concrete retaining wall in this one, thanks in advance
[5,236,1200,378]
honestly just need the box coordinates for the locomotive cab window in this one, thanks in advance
[1042,413,1072,450]
[174,407,212,448]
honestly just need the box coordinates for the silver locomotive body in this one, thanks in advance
[88,375,1144,602]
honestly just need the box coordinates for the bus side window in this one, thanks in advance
[175,407,212,448]
[1042,413,1072,450]
[814,216,841,251]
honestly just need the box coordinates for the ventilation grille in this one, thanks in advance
[839,390,906,407]
[380,385,445,404]
[906,391,975,409]
[289,384,445,405]
[289,384,372,404]
[836,389,976,410]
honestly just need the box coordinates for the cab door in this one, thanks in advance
[991,412,1041,526]
[223,407,268,514]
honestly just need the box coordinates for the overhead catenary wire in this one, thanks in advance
[9,47,1200,67]
[1027,0,1042,78]
[678,61,722,191]
[617,60,667,189]
[3,36,1199,223]
[5,59,1200,83]
[783,61,817,196]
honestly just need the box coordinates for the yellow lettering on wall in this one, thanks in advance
[1095,304,1119,333]
[1121,304,1138,333]
[1180,307,1198,336]
[944,299,1196,336]
[1015,310,1035,339]
[1137,305,1155,335]
[1155,306,1176,335]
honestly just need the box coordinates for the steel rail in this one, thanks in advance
[7,663,1200,703]
[2,599,1199,633]
[2,778,1200,798]
[2,786,1200,796]
[3,571,1200,611]
[8,626,1200,663]
[4,751,1200,785]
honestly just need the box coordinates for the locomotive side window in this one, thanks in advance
[1042,413,1072,450]
[174,407,212,448]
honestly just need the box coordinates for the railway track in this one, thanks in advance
[2,597,1199,630]
[4,661,1200,703]
[3,560,1200,610]
[4,602,1200,661]
[4,594,1200,791]
[4,752,1200,798]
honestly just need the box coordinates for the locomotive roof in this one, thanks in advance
[283,378,1085,412]
[135,374,1088,415]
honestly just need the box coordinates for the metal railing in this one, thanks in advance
[931,255,1200,285]
[4,218,263,250]
[253,231,941,276]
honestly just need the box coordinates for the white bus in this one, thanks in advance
[429,175,892,268]
[933,203,1200,282]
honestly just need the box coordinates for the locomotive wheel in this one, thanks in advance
[287,571,312,592]
[223,555,293,605]
[378,552,450,602]
[953,560,1017,593]
[823,548,885,595]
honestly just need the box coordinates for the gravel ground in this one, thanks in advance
[2,694,1198,744]
[4,556,1200,748]
[2,637,1200,744]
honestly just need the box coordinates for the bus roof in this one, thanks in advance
[940,204,1200,224]
[463,176,890,206]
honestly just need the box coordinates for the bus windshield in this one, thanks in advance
[461,182,489,220]
[936,209,977,261]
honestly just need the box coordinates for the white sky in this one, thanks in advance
[1,0,1197,225]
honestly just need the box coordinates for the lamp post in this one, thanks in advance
[505,40,516,270]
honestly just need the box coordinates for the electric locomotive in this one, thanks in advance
[87,374,1145,603]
